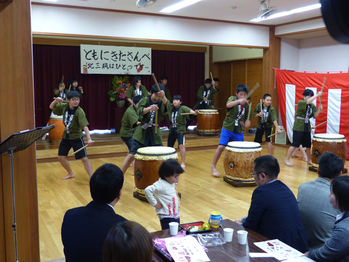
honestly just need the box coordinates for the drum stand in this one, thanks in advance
[309,165,347,174]
[223,175,256,187]
[0,125,55,262]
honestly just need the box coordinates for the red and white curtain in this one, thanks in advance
[276,69,349,159]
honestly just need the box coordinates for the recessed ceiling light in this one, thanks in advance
[231,6,237,10]
[250,3,321,22]
[160,0,202,13]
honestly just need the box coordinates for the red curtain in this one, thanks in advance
[276,69,349,159]
[33,45,205,130]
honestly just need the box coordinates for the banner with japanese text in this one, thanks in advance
[276,69,349,159]
[80,45,151,75]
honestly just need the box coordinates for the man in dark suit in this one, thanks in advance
[61,163,127,262]
[235,155,308,253]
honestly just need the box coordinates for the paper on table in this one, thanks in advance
[164,235,210,262]
[283,257,315,262]
[254,239,304,261]
[249,253,274,257]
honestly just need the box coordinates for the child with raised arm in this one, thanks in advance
[145,159,184,230]
[49,90,93,179]
[167,95,199,168]
[211,84,252,177]
[53,79,67,100]
[120,84,168,174]
[253,94,282,155]
[126,76,149,105]
[284,89,323,167]
[120,95,143,152]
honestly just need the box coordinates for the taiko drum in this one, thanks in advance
[134,146,178,200]
[197,109,220,136]
[223,142,262,186]
[311,133,347,166]
[48,112,65,141]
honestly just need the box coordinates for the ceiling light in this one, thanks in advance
[43,0,58,2]
[160,0,202,13]
[136,0,157,8]
[250,3,321,22]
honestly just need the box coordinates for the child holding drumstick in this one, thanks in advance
[167,95,199,168]
[284,89,322,167]
[49,90,93,179]
[145,159,184,230]
[253,94,282,155]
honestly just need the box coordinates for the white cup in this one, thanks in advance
[169,222,179,236]
[237,230,248,245]
[223,228,234,242]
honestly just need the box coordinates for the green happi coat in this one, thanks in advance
[52,103,89,140]
[293,99,317,132]
[126,85,149,100]
[120,105,139,138]
[222,96,252,133]
[132,96,166,145]
[166,103,192,134]
[193,85,218,109]
[253,104,278,129]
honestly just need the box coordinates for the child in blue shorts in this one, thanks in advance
[211,84,252,177]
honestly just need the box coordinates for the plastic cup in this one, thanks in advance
[223,228,234,242]
[237,230,248,245]
[169,222,179,236]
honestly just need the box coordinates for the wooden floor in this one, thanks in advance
[37,131,349,261]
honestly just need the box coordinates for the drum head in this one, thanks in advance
[135,146,178,160]
[226,141,262,152]
[313,133,345,140]
[198,109,218,114]
[227,141,261,149]
[50,112,63,119]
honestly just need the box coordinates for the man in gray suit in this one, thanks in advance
[297,152,344,250]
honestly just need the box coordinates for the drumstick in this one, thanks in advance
[71,142,93,156]
[54,98,69,103]
[268,132,279,138]
[210,72,214,80]
[260,99,263,112]
[319,77,327,107]
[314,121,327,129]
[181,112,197,115]
[248,83,260,98]
[151,73,162,134]
[248,102,252,120]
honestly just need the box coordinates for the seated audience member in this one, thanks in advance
[306,175,349,262]
[61,164,127,262]
[103,221,153,262]
[235,155,308,252]
[298,152,343,249]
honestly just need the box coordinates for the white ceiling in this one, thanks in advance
[31,0,323,26]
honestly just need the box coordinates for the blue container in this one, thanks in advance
[209,211,223,229]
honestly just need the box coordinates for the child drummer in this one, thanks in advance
[253,94,282,155]
[284,89,323,167]
[120,84,168,174]
[211,84,252,177]
[167,95,199,168]
[49,90,93,179]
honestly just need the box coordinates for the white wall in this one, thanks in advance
[280,35,349,72]
[299,36,349,72]
[212,46,263,63]
[280,39,300,70]
[275,18,325,37]
[31,4,270,48]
